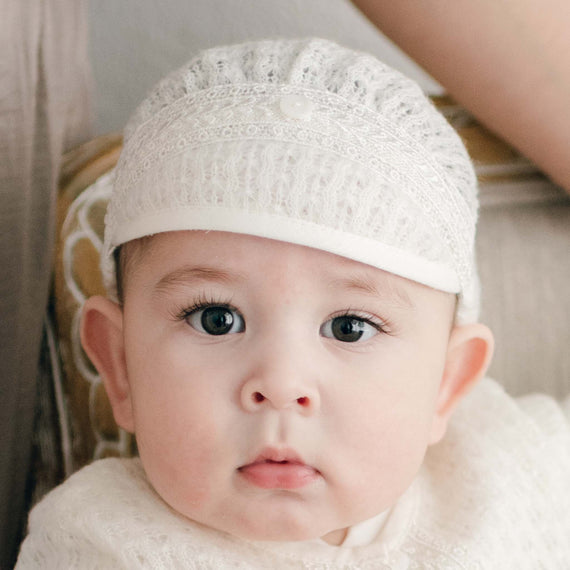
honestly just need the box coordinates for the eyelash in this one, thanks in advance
[326,309,393,342]
[171,294,237,322]
[332,309,390,332]
[172,296,392,337]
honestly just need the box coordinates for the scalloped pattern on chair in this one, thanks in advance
[54,134,137,470]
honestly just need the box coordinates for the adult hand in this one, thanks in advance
[351,0,570,194]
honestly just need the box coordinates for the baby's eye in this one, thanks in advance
[320,315,379,343]
[186,305,245,336]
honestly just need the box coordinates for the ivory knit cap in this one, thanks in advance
[103,38,480,323]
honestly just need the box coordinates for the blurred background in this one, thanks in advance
[87,0,441,134]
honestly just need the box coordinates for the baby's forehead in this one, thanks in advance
[139,229,386,275]
[132,230,452,308]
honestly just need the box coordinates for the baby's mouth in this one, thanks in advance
[238,448,320,490]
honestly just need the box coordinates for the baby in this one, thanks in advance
[17,39,570,568]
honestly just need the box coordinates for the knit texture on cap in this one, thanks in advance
[103,38,480,322]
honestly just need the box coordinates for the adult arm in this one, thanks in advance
[351,0,570,193]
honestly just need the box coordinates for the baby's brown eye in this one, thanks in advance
[320,316,378,343]
[187,306,245,335]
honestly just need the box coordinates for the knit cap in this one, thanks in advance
[102,38,480,323]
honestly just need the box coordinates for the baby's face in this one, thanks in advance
[116,231,457,543]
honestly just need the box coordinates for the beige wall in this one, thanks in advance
[87,0,441,134]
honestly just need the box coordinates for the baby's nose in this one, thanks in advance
[240,377,320,415]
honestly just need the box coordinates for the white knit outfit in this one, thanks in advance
[17,379,570,569]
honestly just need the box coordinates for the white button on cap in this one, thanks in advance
[279,94,315,120]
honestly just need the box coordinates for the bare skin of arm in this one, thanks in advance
[351,0,570,193]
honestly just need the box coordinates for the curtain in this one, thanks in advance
[0,0,91,565]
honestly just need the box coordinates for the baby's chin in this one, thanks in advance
[224,525,342,544]
[187,513,344,544]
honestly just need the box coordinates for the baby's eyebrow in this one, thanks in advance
[330,275,415,309]
[153,265,244,293]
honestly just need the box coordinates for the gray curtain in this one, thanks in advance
[0,0,91,565]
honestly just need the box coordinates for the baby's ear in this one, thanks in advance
[80,296,135,433]
[429,323,494,444]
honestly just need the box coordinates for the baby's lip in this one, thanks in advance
[238,447,320,489]
[244,446,307,467]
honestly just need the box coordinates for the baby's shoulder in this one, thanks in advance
[413,378,570,567]
[441,378,570,478]
[17,458,173,569]
[31,457,150,519]
[460,377,570,441]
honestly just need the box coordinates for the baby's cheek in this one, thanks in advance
[138,414,222,514]
[340,393,432,480]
